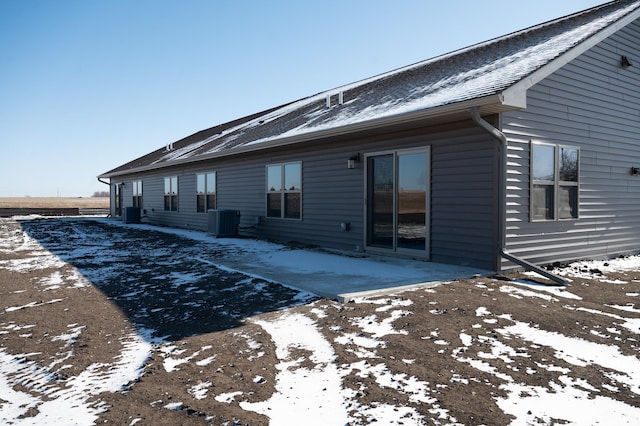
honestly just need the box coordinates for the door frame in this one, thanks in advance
[364,147,431,260]
[114,182,124,217]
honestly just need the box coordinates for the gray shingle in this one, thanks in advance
[100,1,640,177]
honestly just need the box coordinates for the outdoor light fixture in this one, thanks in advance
[621,55,632,68]
[348,153,360,169]
[631,167,639,175]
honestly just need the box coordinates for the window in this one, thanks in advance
[164,176,178,211]
[132,180,143,208]
[266,162,301,219]
[196,172,216,213]
[114,183,122,217]
[531,142,579,221]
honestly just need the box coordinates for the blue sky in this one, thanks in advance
[0,0,605,197]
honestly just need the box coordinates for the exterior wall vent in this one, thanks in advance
[326,92,345,108]
[208,209,240,237]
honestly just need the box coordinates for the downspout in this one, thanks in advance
[469,107,568,286]
[97,177,113,217]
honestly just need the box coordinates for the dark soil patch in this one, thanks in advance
[1,217,640,425]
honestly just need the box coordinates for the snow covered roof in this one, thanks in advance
[100,1,640,178]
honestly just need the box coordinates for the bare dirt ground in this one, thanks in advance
[1,217,639,425]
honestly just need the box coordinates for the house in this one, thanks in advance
[98,1,640,279]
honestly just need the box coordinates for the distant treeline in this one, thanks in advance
[92,191,109,197]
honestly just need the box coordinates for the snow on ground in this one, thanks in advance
[2,217,640,424]
[0,332,150,425]
[240,313,350,425]
[470,311,640,424]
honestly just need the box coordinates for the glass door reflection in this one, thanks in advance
[397,152,427,251]
[367,154,394,249]
[366,149,428,256]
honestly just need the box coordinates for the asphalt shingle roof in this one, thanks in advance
[101,1,640,178]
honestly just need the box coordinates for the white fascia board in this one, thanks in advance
[99,94,508,179]
[501,9,640,108]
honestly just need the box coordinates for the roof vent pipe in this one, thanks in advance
[469,106,569,286]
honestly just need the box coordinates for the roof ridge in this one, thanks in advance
[325,1,640,95]
[100,1,640,178]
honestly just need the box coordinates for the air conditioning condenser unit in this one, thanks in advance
[208,209,240,237]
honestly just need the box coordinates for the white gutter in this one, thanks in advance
[469,106,569,286]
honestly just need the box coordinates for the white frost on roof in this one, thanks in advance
[152,136,217,164]
[147,2,639,165]
[245,3,637,143]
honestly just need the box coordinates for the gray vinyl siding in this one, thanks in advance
[501,17,640,268]
[113,146,366,248]
[265,147,363,249]
[112,121,499,269]
[430,135,499,268]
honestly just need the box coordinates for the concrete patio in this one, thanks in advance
[210,248,490,301]
[107,219,490,301]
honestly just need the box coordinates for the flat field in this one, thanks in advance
[0,197,109,209]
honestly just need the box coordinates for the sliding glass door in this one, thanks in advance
[366,149,429,257]
[367,154,394,248]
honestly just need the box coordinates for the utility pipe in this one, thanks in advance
[469,107,569,286]
[97,177,113,217]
